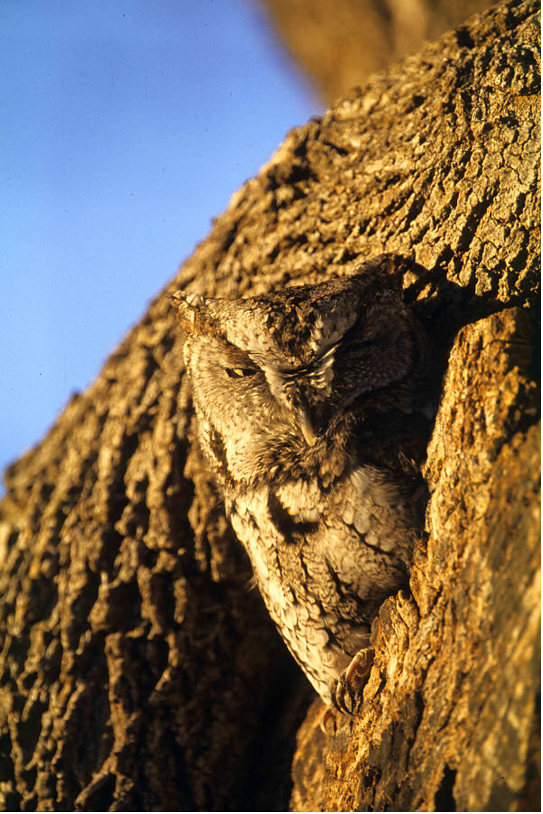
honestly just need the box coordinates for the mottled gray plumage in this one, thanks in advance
[172,259,429,711]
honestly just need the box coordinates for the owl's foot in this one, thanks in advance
[333,645,375,715]
[319,647,376,735]
[320,646,375,735]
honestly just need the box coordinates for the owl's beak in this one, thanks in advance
[297,406,317,446]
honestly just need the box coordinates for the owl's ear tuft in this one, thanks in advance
[169,291,220,337]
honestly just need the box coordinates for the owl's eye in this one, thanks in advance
[225,367,258,378]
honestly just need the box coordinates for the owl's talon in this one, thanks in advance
[332,646,375,715]
[320,706,340,736]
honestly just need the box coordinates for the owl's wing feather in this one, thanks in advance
[333,467,417,556]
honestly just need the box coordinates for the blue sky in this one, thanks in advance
[0,0,321,481]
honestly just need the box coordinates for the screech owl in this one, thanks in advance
[171,258,429,714]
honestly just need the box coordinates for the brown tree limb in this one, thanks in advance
[0,0,539,810]
[258,0,496,103]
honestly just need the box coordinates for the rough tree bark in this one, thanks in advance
[259,0,496,103]
[0,0,539,811]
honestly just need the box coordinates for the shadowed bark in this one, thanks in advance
[0,0,539,810]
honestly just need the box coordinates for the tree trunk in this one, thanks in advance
[0,0,539,810]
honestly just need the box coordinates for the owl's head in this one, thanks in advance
[171,263,426,484]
